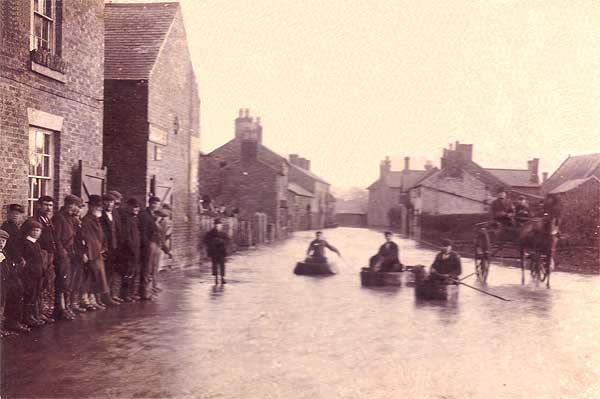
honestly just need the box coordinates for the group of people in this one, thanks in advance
[491,188,562,230]
[0,192,173,335]
[308,230,462,282]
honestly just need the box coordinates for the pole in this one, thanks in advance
[447,277,511,301]
[459,272,476,281]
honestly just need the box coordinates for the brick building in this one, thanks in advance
[287,154,333,230]
[0,0,105,214]
[103,2,202,267]
[287,182,314,231]
[198,109,289,239]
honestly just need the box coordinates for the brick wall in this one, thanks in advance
[0,0,104,215]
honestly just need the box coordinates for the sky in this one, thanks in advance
[115,0,600,190]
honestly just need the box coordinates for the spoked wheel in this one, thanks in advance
[529,252,543,281]
[538,255,550,282]
[474,229,491,283]
[475,255,489,283]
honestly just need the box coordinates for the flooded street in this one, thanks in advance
[2,227,600,399]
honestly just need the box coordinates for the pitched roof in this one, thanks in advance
[105,2,179,80]
[368,169,430,191]
[414,161,506,192]
[543,153,600,194]
[485,168,539,188]
[288,182,314,198]
[290,164,329,185]
[549,176,600,194]
[258,145,289,170]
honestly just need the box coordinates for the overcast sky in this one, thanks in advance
[131,0,600,189]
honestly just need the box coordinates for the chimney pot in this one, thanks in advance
[404,156,410,170]
[238,109,243,117]
[256,116,261,124]
[244,108,249,118]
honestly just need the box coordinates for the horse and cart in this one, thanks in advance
[473,214,559,288]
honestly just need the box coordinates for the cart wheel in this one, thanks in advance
[538,255,549,282]
[474,232,490,283]
[529,253,541,281]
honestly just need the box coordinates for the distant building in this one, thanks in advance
[335,198,367,227]
[0,0,105,214]
[543,154,600,266]
[198,109,289,239]
[367,156,434,233]
[287,154,333,230]
[103,2,202,266]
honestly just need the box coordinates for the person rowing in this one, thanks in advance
[306,231,341,262]
[369,231,402,272]
[429,238,462,283]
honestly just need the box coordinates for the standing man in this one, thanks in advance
[430,239,462,281]
[81,195,118,308]
[1,205,28,332]
[100,193,124,303]
[1,229,29,333]
[68,199,88,314]
[153,206,173,294]
[20,221,45,328]
[139,196,162,300]
[306,231,341,261]
[52,195,83,321]
[120,198,142,302]
[369,231,402,272]
[203,219,230,284]
[20,196,58,324]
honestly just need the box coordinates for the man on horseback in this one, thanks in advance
[514,195,531,226]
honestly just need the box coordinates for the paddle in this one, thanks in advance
[458,272,476,282]
[447,277,511,302]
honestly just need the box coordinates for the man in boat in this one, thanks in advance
[491,188,515,227]
[306,231,340,262]
[430,239,462,282]
[369,231,402,272]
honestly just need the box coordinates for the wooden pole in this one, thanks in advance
[448,277,511,301]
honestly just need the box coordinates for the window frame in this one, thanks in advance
[27,126,55,215]
[30,0,55,52]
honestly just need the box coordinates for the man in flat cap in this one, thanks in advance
[430,238,462,281]
[100,193,125,303]
[1,229,29,334]
[51,195,84,320]
[20,196,57,324]
[139,196,164,300]
[1,204,29,332]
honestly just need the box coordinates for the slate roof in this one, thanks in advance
[368,170,431,191]
[543,153,600,194]
[485,168,538,188]
[549,176,600,194]
[288,183,315,198]
[290,164,329,185]
[105,2,179,80]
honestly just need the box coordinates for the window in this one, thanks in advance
[28,127,54,215]
[31,0,54,51]
[154,145,162,161]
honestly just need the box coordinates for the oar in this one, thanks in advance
[459,272,476,281]
[447,277,511,302]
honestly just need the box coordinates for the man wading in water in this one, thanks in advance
[204,219,230,284]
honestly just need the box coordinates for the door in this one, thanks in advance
[74,160,106,214]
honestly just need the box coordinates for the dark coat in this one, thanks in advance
[203,228,230,259]
[120,210,141,263]
[307,239,338,259]
[139,208,160,250]
[431,251,462,277]
[52,209,77,261]
[21,238,44,279]
[100,209,122,254]
[491,198,514,219]
[80,213,106,262]
[1,221,22,263]
[377,241,399,263]
[21,214,57,255]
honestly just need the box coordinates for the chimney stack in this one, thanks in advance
[527,158,540,183]
[380,156,391,178]
[244,108,249,118]
[404,156,410,171]
[289,154,299,166]
[424,160,433,171]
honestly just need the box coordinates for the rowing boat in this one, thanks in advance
[294,257,336,275]
[360,264,422,287]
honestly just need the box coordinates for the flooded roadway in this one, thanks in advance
[2,227,600,399]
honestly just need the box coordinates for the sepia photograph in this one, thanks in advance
[1,0,599,398]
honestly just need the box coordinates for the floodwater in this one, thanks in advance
[2,227,600,399]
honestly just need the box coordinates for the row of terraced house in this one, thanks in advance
[0,1,334,269]
[367,142,600,272]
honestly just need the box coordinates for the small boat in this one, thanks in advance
[360,264,421,287]
[413,267,459,300]
[294,257,336,275]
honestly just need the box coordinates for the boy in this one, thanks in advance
[21,221,45,328]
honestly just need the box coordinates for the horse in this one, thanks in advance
[517,216,559,288]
